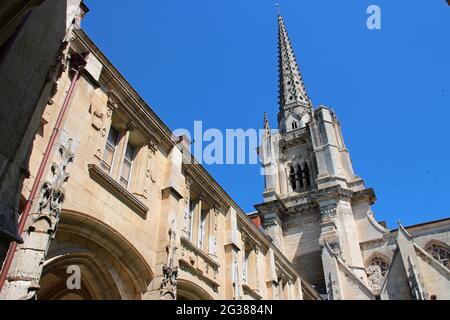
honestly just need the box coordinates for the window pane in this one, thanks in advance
[119,177,128,189]
[102,127,119,175]
[103,145,115,166]
[107,127,119,146]
[120,144,135,189]
[125,144,135,161]
[100,161,111,173]
[198,211,207,249]
[121,160,132,181]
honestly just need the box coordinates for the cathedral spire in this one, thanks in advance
[277,15,312,131]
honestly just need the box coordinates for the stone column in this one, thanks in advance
[224,207,241,300]
[0,138,75,300]
[160,219,179,300]
[241,232,249,285]
[208,206,219,259]
[254,245,261,292]
[232,253,242,300]
[148,145,183,300]
[266,248,278,299]
[263,211,284,253]
[182,176,193,239]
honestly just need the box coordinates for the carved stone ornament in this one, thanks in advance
[160,220,179,300]
[185,175,194,190]
[107,91,121,113]
[47,42,69,106]
[320,204,337,221]
[90,104,104,131]
[366,265,384,290]
[35,139,75,232]
[148,139,157,156]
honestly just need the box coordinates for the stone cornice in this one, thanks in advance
[73,29,175,152]
[353,188,377,205]
[107,90,161,146]
[254,196,287,216]
[311,185,353,202]
[183,166,229,210]
[259,186,376,218]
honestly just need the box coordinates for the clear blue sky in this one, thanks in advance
[83,0,450,228]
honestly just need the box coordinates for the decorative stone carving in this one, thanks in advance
[146,142,157,184]
[1,139,75,300]
[90,104,104,131]
[107,91,121,113]
[47,42,69,106]
[160,220,178,300]
[366,265,384,290]
[320,204,337,221]
[148,139,157,156]
[185,175,194,192]
[35,139,75,233]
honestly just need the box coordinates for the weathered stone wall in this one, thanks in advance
[0,0,82,262]
[283,211,323,285]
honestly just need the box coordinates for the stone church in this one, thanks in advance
[0,1,449,300]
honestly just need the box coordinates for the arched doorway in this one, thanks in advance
[38,211,154,300]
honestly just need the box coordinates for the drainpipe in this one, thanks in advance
[0,52,87,292]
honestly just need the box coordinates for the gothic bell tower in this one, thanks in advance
[256,15,378,297]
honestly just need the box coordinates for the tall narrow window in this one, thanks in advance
[120,143,135,189]
[292,121,298,130]
[243,249,250,284]
[198,210,208,250]
[303,162,311,187]
[297,164,304,189]
[185,200,195,241]
[101,127,119,174]
[289,166,297,191]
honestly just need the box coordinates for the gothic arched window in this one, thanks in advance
[426,242,450,270]
[296,164,304,189]
[370,256,389,277]
[303,163,311,188]
[289,166,297,191]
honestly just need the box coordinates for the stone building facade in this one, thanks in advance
[0,4,448,300]
[0,17,319,300]
[256,15,450,300]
